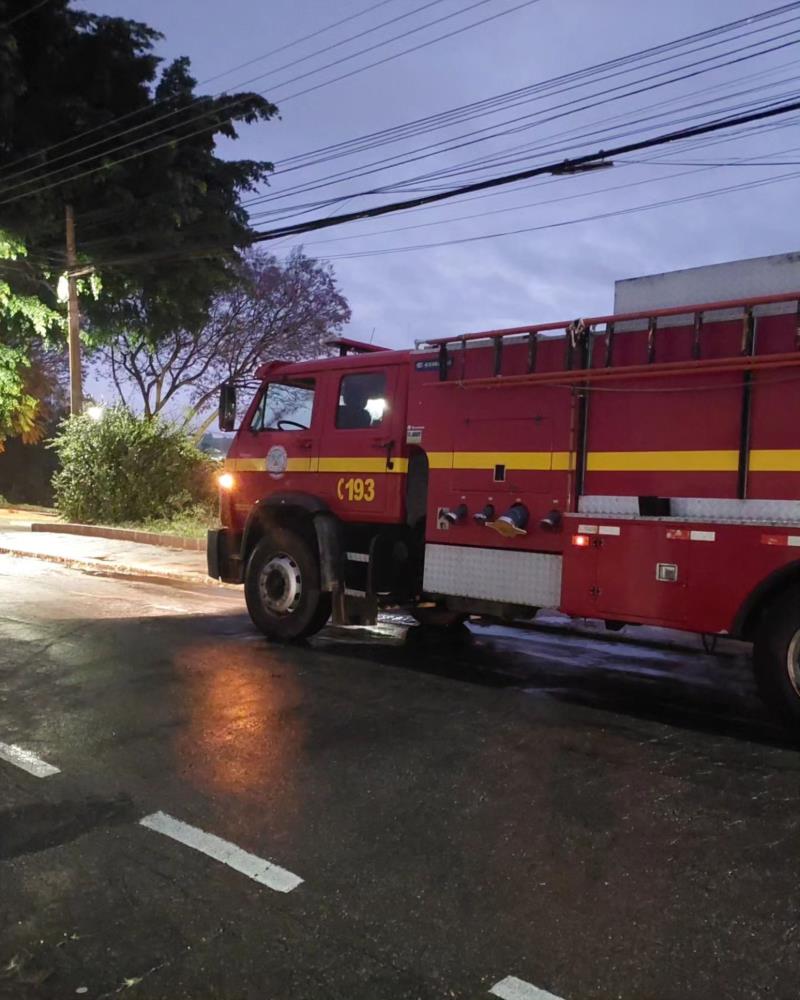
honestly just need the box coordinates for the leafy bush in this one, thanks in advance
[50,407,216,524]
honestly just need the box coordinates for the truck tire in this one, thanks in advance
[753,586,800,725]
[245,527,331,641]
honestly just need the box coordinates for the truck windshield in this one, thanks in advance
[250,379,316,431]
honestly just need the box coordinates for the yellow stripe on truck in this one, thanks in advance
[428,451,574,470]
[225,458,264,472]
[225,456,408,474]
[452,451,558,470]
[317,457,408,474]
[586,450,739,472]
[228,450,800,476]
[748,449,800,472]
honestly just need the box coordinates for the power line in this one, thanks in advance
[0,0,505,197]
[75,94,800,272]
[8,0,788,206]
[268,6,800,178]
[0,0,50,29]
[0,0,405,178]
[241,51,793,228]
[315,167,800,260]
[244,103,800,228]
[272,142,800,246]
[382,70,800,194]
[67,102,800,253]
[245,96,800,243]
[201,0,402,87]
[75,30,788,242]
[20,1,799,240]
[240,17,800,212]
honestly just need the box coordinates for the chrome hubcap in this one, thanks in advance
[259,553,302,616]
[788,630,800,697]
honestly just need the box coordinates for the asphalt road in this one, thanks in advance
[1,554,799,1000]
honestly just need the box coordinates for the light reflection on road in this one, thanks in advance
[175,642,306,806]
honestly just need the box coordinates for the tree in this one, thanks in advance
[0,231,66,446]
[0,338,68,450]
[49,406,214,523]
[101,249,352,436]
[0,0,277,425]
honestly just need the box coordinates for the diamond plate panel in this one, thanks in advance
[578,494,800,524]
[578,495,639,516]
[671,497,800,524]
[423,544,562,607]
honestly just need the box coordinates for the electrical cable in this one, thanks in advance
[3,0,790,204]
[0,0,50,29]
[0,0,507,196]
[70,94,800,271]
[315,167,800,261]
[267,9,800,180]
[0,0,406,177]
[238,26,800,210]
[23,4,797,239]
[264,142,800,246]
[270,2,800,170]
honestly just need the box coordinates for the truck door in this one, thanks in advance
[320,364,408,521]
[235,377,319,497]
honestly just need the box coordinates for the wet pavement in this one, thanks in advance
[0,527,209,586]
[1,554,799,1000]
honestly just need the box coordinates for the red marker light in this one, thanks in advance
[571,534,590,547]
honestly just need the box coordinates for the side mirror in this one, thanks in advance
[218,383,236,431]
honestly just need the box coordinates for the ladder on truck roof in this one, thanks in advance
[417,290,800,503]
[418,290,800,385]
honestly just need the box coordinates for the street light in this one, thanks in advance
[86,405,104,422]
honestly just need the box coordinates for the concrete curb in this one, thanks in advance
[1,505,57,516]
[0,544,232,588]
[30,521,206,551]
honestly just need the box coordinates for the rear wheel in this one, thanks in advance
[245,526,331,641]
[753,586,800,725]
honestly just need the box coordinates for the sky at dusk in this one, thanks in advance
[81,0,800,350]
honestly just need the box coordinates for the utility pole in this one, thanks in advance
[65,203,82,415]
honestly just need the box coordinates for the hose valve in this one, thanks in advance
[442,503,468,524]
[473,503,495,525]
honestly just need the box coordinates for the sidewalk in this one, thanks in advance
[0,521,215,587]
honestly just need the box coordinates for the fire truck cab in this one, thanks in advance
[209,291,800,724]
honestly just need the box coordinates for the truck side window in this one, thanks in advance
[250,379,315,431]
[336,372,387,429]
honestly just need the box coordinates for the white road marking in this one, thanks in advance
[139,811,303,893]
[490,976,565,1000]
[0,742,60,778]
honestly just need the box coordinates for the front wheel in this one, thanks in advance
[753,586,800,725]
[245,527,331,641]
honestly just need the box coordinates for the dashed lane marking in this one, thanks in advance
[139,811,303,893]
[490,976,565,1000]
[0,742,60,778]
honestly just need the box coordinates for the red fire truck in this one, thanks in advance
[209,290,800,722]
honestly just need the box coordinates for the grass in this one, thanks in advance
[115,506,219,540]
[0,495,217,539]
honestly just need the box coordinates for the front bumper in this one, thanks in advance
[207,528,243,584]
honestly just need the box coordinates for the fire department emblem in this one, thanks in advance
[266,445,288,478]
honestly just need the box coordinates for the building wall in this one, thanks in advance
[614,251,800,313]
